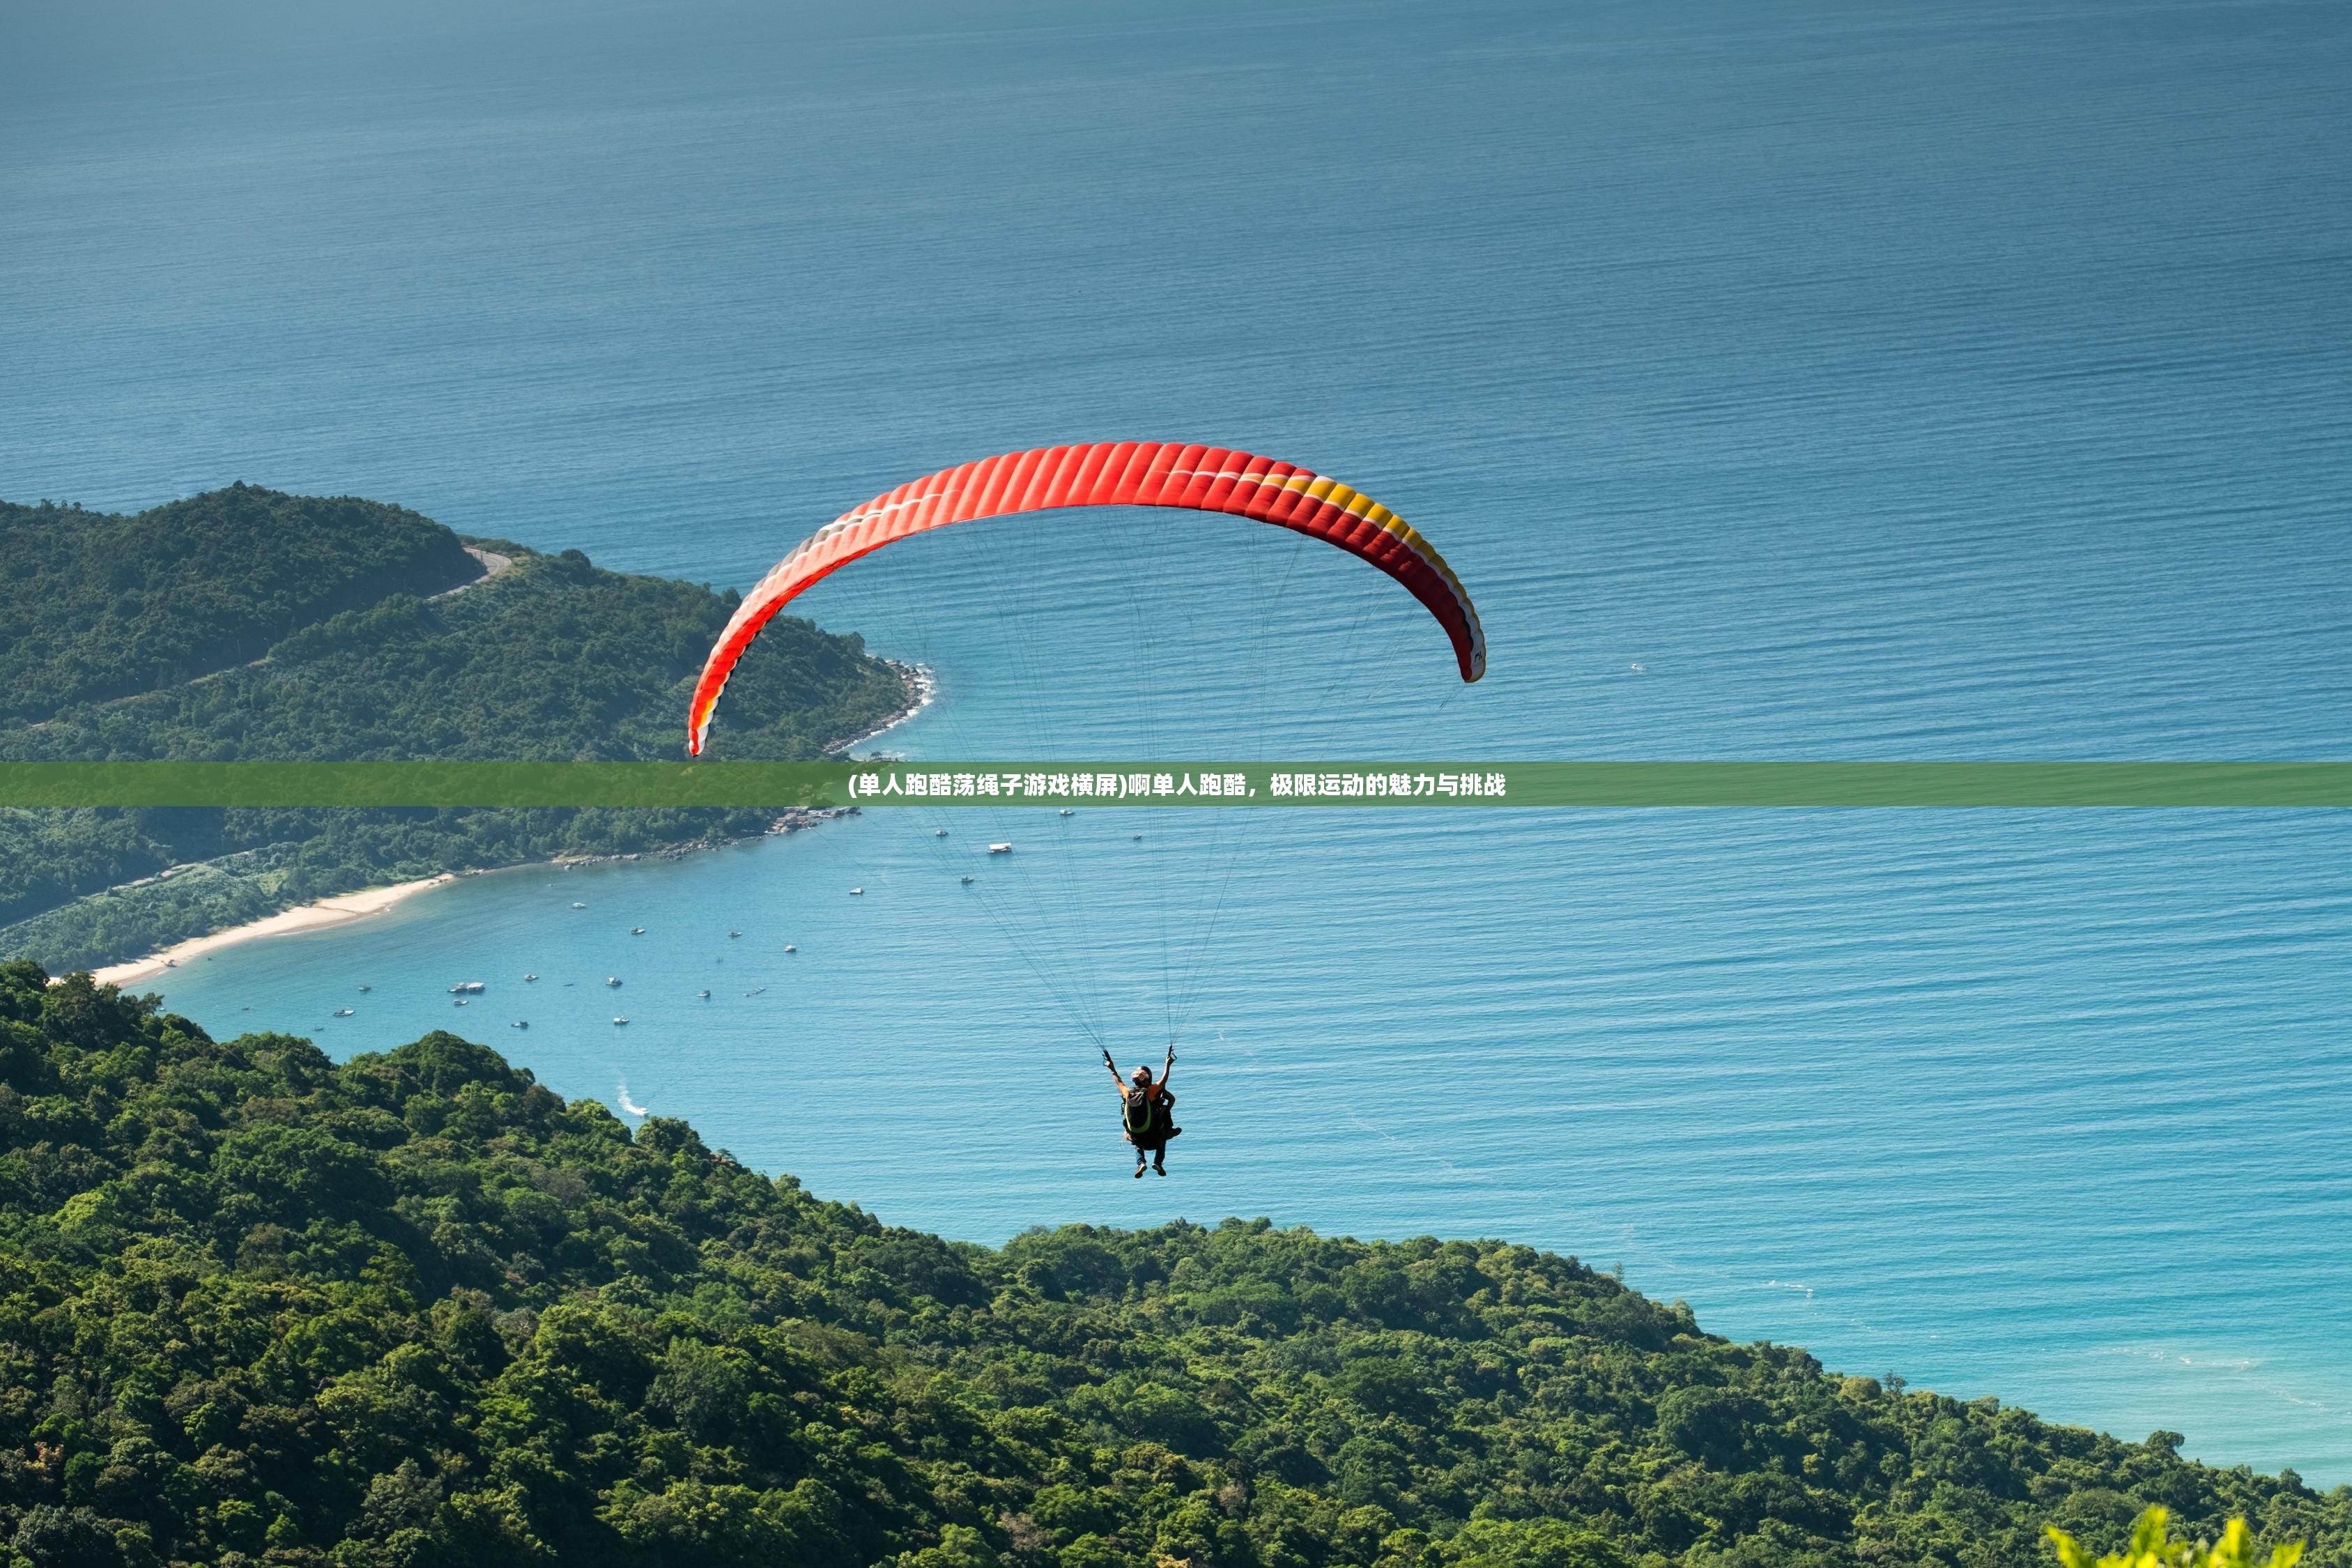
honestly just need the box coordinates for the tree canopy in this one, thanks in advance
[0,960,2339,1568]
[2050,1507,2303,1568]
[0,488,910,971]
[0,489,481,725]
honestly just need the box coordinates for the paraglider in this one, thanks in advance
[684,444,1487,1174]
[1107,1047,1180,1177]
[686,442,1484,755]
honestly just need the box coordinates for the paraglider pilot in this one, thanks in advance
[1106,1047,1181,1177]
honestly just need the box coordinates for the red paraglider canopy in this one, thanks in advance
[688,441,1484,755]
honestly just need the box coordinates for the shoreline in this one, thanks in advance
[87,660,939,990]
[833,658,936,757]
[91,876,456,989]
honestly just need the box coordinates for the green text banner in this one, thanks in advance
[3,762,2351,808]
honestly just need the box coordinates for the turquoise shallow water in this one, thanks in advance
[8,0,2352,1479]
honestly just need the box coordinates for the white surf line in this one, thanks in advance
[831,659,938,756]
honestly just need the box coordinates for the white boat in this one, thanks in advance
[783,944,797,953]
[728,929,741,937]
[631,927,645,935]
[357,984,371,992]
[571,902,586,909]
[333,1008,355,1017]
[613,1016,629,1025]
[606,976,622,987]
[449,981,485,994]
[934,828,947,837]
[988,843,1012,854]
[523,974,537,982]
[960,875,975,884]
[850,887,863,896]
[698,990,711,999]
[512,1020,528,1029]
[454,999,468,1006]
[1059,808,1074,817]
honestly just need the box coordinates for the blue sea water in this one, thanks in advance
[8,0,2352,1479]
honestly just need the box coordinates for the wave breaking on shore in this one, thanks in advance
[830,659,936,757]
[82,659,942,990]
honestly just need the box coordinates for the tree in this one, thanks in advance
[2050,1507,2305,1568]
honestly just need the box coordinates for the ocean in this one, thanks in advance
[6,0,2351,1479]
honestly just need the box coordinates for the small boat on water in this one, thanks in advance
[746,987,766,996]
[850,887,864,896]
[333,1008,355,1017]
[1132,833,1143,841]
[988,842,1012,854]
[698,989,711,998]
[358,984,371,992]
[571,902,587,909]
[523,973,537,982]
[960,875,975,884]
[631,927,645,935]
[783,944,797,953]
[934,828,947,837]
[728,929,741,938]
[511,1020,528,1029]
[606,976,622,987]
[449,981,485,994]
[454,999,468,1007]
[613,1016,629,1026]
[1059,808,1074,817]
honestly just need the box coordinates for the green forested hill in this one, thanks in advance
[0,489,483,725]
[0,488,909,971]
[0,960,2337,1568]
[0,539,893,766]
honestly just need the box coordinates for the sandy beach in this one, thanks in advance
[91,876,454,989]
[79,661,935,990]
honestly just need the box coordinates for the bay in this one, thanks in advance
[6,0,2350,1479]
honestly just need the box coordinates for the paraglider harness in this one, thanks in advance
[1110,1047,1178,1149]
